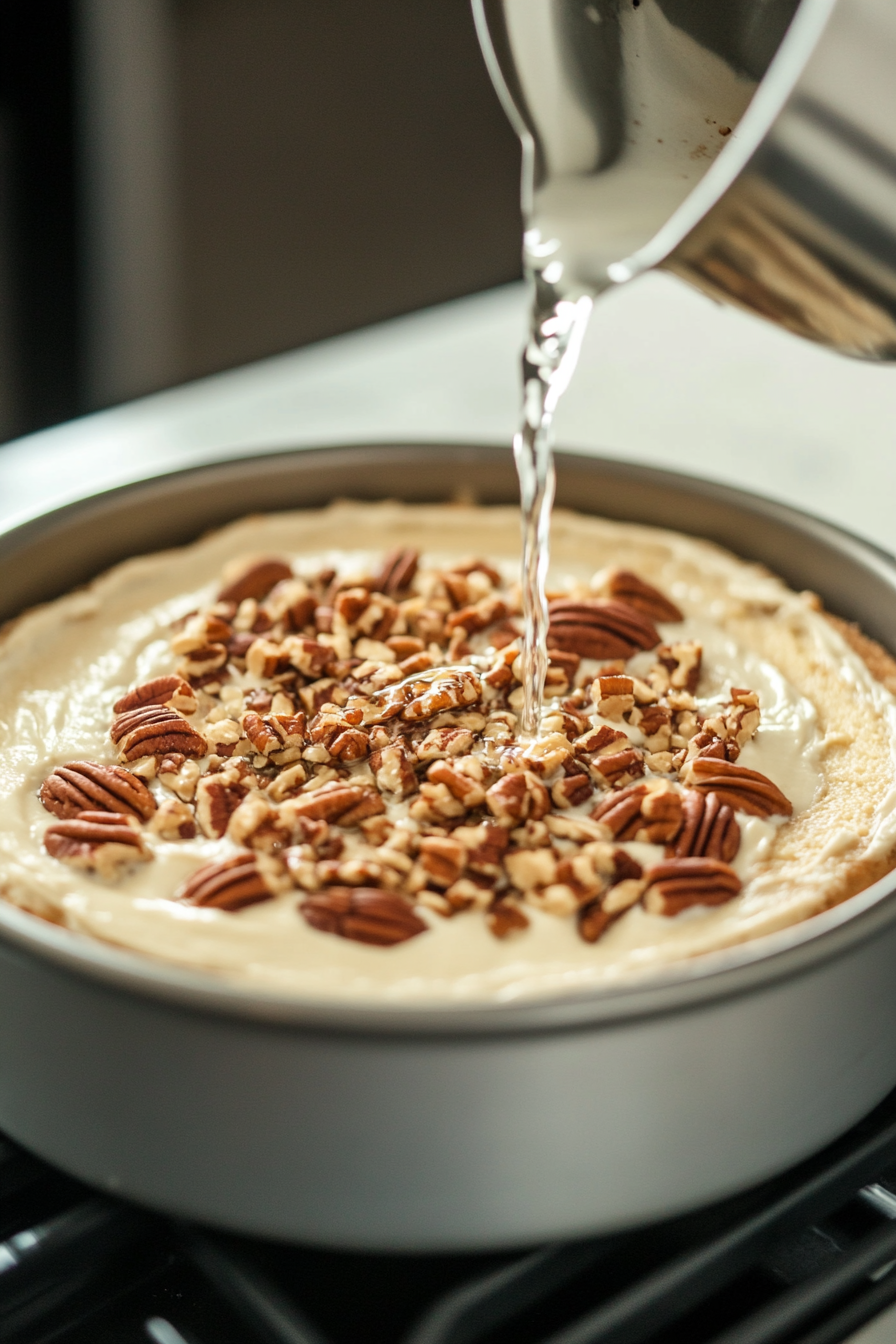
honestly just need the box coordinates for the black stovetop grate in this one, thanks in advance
[8,1090,896,1344]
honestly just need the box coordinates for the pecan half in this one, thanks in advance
[643,857,742,915]
[301,887,427,945]
[290,782,376,825]
[111,706,207,760]
[39,761,157,821]
[218,557,293,604]
[373,548,419,597]
[113,675,197,715]
[682,758,793,817]
[670,789,740,862]
[44,811,150,873]
[177,853,275,911]
[603,569,683,623]
[547,599,660,660]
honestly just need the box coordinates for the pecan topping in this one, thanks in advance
[372,548,419,597]
[218,557,293,604]
[547,599,660,660]
[113,675,197,715]
[671,790,740,862]
[111,705,207,760]
[682,758,793,818]
[44,811,150,874]
[40,761,156,821]
[301,887,427,945]
[643,857,742,916]
[602,569,683,623]
[177,853,275,911]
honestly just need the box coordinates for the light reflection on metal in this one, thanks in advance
[474,0,896,360]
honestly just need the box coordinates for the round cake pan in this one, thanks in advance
[0,443,895,1251]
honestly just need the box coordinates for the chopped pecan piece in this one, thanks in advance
[682,757,793,818]
[445,594,508,634]
[427,760,486,808]
[671,790,740,862]
[591,782,682,843]
[631,703,673,751]
[218,557,293,604]
[419,836,466,888]
[44,811,150,875]
[373,548,419,598]
[39,761,156,821]
[178,853,275,911]
[282,636,332,678]
[643,857,742,916]
[113,675,197,715]
[577,902,617,943]
[195,774,251,838]
[548,599,660,660]
[386,636,425,660]
[485,771,549,825]
[369,742,418,797]
[486,897,530,939]
[505,847,557,892]
[592,674,635,721]
[301,887,427,945]
[243,710,307,757]
[551,763,593,809]
[245,638,287,680]
[575,724,628,758]
[601,569,683,623]
[148,798,197,840]
[401,669,482,722]
[111,705,207,760]
[656,641,702,694]
[455,822,509,876]
[592,747,645,787]
[338,792,387,827]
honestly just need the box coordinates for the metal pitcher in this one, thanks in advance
[473,0,896,359]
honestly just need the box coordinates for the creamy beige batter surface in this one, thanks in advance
[1,501,895,1003]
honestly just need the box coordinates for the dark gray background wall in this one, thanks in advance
[0,0,523,439]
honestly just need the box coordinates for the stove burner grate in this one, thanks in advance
[7,1089,896,1343]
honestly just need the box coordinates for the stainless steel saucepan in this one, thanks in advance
[1,443,896,1251]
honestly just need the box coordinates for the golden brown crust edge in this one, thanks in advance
[825,613,896,695]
